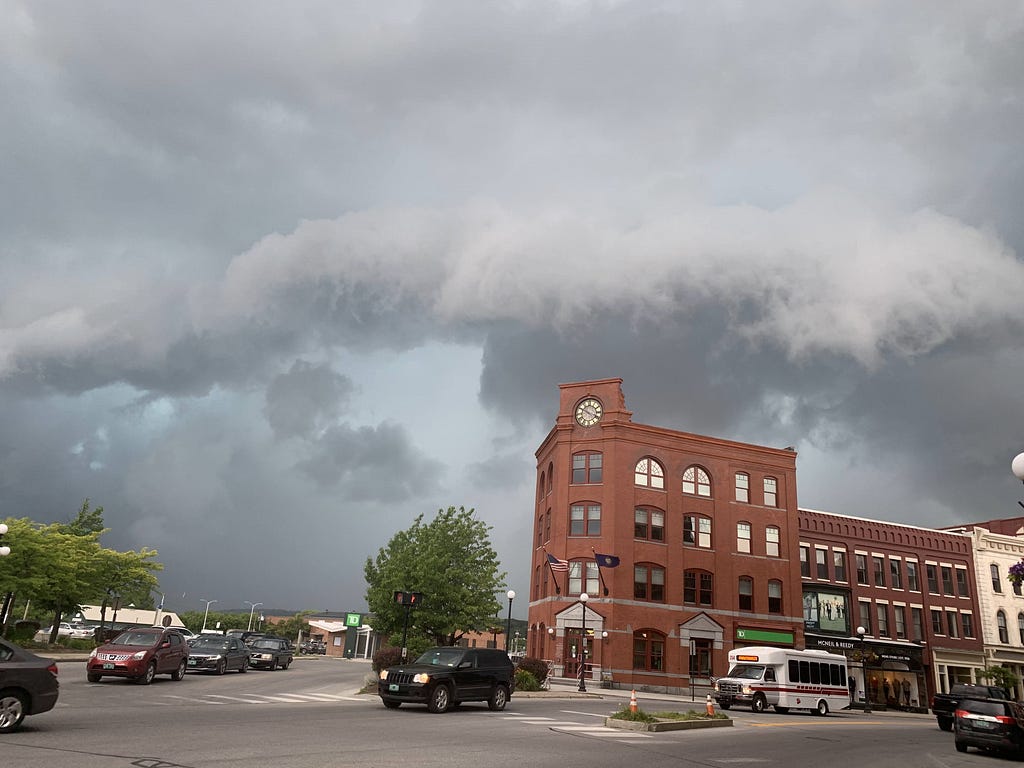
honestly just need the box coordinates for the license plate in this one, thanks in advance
[188,659,197,665]
[389,684,399,692]
[103,663,115,670]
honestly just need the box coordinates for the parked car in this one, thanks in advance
[954,697,1024,756]
[931,682,1010,731]
[186,635,250,674]
[226,630,266,647]
[0,638,60,733]
[248,637,293,670]
[378,646,515,713]
[36,622,94,641]
[299,639,326,655]
[86,627,188,684]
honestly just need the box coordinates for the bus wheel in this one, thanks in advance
[719,701,731,710]
[751,694,767,713]
[815,700,829,716]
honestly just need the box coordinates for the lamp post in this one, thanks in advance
[505,590,515,651]
[245,601,263,632]
[200,598,217,632]
[0,523,10,557]
[578,593,589,692]
[856,625,871,714]
[1013,453,1024,509]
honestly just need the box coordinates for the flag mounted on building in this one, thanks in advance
[592,550,619,596]
[544,551,568,594]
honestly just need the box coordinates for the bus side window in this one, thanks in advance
[789,660,799,681]
[765,667,776,682]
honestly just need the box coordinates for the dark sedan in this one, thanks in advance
[0,638,60,733]
[187,636,250,674]
[954,697,1024,756]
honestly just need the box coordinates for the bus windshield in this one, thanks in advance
[726,664,766,680]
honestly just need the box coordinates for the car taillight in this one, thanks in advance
[996,716,1015,724]
[954,709,968,718]
[47,662,59,677]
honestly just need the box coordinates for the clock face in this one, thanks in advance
[575,398,603,427]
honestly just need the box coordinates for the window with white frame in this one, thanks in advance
[568,561,599,596]
[735,472,749,502]
[763,477,777,506]
[737,522,751,553]
[682,465,710,496]
[766,526,780,557]
[635,507,665,542]
[635,457,665,489]
[683,515,712,548]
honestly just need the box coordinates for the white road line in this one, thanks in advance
[202,694,274,704]
[550,726,653,739]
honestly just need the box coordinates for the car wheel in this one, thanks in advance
[87,673,102,683]
[0,691,27,734]
[938,717,953,731]
[751,694,767,713]
[269,659,278,671]
[815,700,829,717]
[281,658,290,670]
[955,740,968,753]
[238,660,248,673]
[216,659,227,675]
[171,660,186,681]
[719,701,731,710]
[383,700,401,709]
[427,684,452,714]
[136,662,157,685]
[487,684,509,711]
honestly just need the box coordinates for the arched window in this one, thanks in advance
[998,610,1009,644]
[572,452,603,484]
[632,630,666,671]
[635,507,665,542]
[547,462,554,495]
[634,563,666,602]
[568,560,599,596]
[1018,613,1024,644]
[538,471,545,503]
[635,457,665,489]
[683,465,711,496]
[768,580,783,613]
[569,503,601,536]
[763,477,778,507]
[544,508,551,543]
[684,570,713,607]
[735,472,749,503]
[683,515,712,548]
[536,514,543,547]
[738,576,754,611]
[736,522,751,553]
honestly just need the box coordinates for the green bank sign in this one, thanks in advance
[736,628,794,644]
[345,613,362,627]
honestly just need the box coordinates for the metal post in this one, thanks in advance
[400,604,411,662]
[505,590,515,651]
[578,593,588,692]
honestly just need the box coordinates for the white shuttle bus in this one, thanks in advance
[713,646,850,716]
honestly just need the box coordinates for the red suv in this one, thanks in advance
[87,627,188,685]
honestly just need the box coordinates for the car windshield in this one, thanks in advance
[112,631,160,647]
[726,664,766,680]
[415,649,465,667]
[192,638,231,651]
[252,639,279,649]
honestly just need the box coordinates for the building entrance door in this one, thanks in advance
[564,629,592,679]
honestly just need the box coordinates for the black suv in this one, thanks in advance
[954,697,1024,756]
[378,647,515,713]
[248,637,294,670]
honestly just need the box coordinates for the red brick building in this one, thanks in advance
[526,378,803,693]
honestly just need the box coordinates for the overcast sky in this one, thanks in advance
[2,1,1023,617]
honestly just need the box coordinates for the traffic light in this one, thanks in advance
[393,591,425,607]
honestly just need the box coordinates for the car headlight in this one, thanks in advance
[413,673,430,684]
[741,685,752,694]
[89,649,98,659]
[133,651,147,660]
[380,670,389,680]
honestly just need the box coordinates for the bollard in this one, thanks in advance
[705,694,715,716]
[630,689,638,714]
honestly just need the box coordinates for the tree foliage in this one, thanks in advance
[364,506,507,648]
[978,665,1021,691]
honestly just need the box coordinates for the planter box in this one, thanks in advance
[605,716,733,732]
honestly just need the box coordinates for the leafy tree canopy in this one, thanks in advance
[364,506,507,647]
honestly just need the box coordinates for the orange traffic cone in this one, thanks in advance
[630,689,638,713]
[705,694,715,716]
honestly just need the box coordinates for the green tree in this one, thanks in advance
[977,666,1021,692]
[267,612,313,642]
[364,506,507,649]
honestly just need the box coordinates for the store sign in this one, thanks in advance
[736,628,795,644]
[345,613,362,627]
[806,636,857,651]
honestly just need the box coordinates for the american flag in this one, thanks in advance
[546,553,569,572]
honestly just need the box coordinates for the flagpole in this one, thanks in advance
[592,547,610,597]
[542,548,562,594]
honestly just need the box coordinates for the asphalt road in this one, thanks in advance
[1,658,992,768]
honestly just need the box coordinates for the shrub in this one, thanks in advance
[372,646,405,673]
[516,656,550,683]
[515,669,541,691]
[609,704,656,723]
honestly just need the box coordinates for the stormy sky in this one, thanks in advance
[2,1,1023,616]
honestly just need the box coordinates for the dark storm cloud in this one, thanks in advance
[264,360,354,440]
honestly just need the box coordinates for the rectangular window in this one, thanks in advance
[941,566,954,596]
[735,472,749,503]
[634,508,664,542]
[816,549,828,579]
[873,556,885,588]
[858,602,871,634]
[926,564,939,594]
[833,550,847,582]
[737,523,751,553]
[569,561,599,595]
[738,578,753,611]
[763,477,777,507]
[766,527,780,557]
[913,606,929,643]
[955,568,969,598]
[634,565,647,600]
[856,554,868,585]
[991,563,1003,593]
[907,561,919,591]
[931,609,944,635]
[800,545,810,578]
[890,559,903,590]
[699,573,713,606]
[911,607,924,642]
[894,605,906,639]
[961,613,974,639]
[768,582,782,614]
[876,604,889,637]
[651,567,665,602]
[945,610,958,639]
[683,516,712,548]
[570,504,600,536]
[684,572,713,607]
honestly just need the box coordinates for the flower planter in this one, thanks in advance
[605,716,733,732]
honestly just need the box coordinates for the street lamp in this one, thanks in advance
[1013,452,1024,509]
[244,601,263,632]
[0,523,10,557]
[578,593,589,692]
[856,625,871,714]
[505,590,515,651]
[200,598,217,632]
